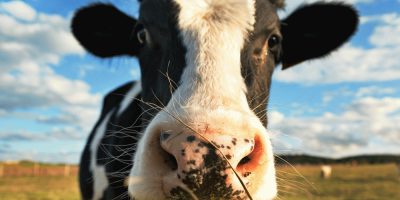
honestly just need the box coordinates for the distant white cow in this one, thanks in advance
[320,165,332,179]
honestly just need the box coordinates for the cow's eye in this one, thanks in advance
[135,24,148,45]
[268,35,280,49]
[137,29,146,44]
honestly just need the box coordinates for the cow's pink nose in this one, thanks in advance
[159,131,264,199]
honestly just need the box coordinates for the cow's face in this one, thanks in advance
[72,0,358,199]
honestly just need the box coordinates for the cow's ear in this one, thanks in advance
[280,2,359,69]
[71,3,141,58]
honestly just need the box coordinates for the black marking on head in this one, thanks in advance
[241,0,281,127]
[137,0,187,122]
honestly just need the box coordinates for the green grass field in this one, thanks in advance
[276,164,400,200]
[0,164,398,200]
[0,176,79,200]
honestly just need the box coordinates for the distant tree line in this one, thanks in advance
[275,154,400,165]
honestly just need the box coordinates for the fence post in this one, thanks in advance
[64,165,70,176]
[33,162,40,176]
[0,164,3,177]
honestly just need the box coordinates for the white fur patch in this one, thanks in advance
[90,111,113,200]
[92,165,108,200]
[173,0,255,110]
[117,81,142,117]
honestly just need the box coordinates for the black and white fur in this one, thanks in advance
[72,0,358,199]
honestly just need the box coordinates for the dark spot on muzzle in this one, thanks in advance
[168,142,246,200]
[243,172,251,178]
[181,149,186,157]
[186,135,196,142]
[232,138,237,146]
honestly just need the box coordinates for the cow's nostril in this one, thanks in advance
[162,148,178,171]
[160,132,178,171]
[238,156,251,166]
[167,153,178,171]
[236,135,264,173]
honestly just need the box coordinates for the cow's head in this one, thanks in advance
[72,0,358,199]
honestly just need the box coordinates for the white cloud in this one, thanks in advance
[0,1,99,133]
[0,1,37,21]
[361,13,398,24]
[369,13,400,47]
[269,96,400,157]
[0,126,87,142]
[348,97,400,117]
[322,86,396,104]
[276,2,400,85]
[0,109,6,116]
[61,106,100,132]
[0,13,84,72]
[322,87,353,104]
[274,12,400,84]
[0,149,81,164]
[355,86,396,97]
[0,131,45,141]
[269,110,285,124]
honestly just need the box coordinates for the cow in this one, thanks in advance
[71,0,358,199]
[320,165,332,179]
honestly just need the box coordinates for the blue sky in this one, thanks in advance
[0,0,399,163]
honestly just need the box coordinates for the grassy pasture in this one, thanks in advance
[0,176,79,200]
[0,163,398,199]
[276,163,400,200]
